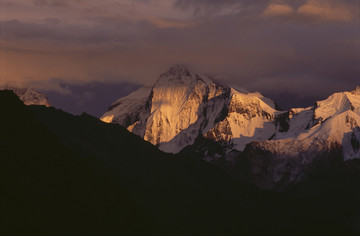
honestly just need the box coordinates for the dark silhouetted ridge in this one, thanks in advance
[2,90,360,235]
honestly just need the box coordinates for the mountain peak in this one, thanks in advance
[154,64,204,89]
[102,65,278,153]
[0,86,51,107]
[161,64,192,77]
[351,86,360,95]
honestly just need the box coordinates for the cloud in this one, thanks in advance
[43,17,61,24]
[261,0,358,23]
[0,19,149,43]
[173,0,264,18]
[33,0,69,7]
[297,0,354,22]
[0,0,359,111]
[174,0,259,9]
[262,3,295,18]
[147,17,197,28]
[42,81,141,117]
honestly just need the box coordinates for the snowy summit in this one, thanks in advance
[0,86,50,107]
[102,65,280,153]
[102,66,360,188]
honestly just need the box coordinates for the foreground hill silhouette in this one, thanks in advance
[1,90,260,235]
[0,91,144,235]
[2,90,360,235]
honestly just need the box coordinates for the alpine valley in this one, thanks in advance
[102,65,360,190]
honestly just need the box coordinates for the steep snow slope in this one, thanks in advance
[205,88,278,151]
[0,86,50,107]
[237,87,360,189]
[142,65,209,152]
[314,87,360,122]
[271,87,360,150]
[101,65,359,159]
[101,86,152,127]
[256,110,359,157]
[102,65,220,152]
[101,65,279,153]
[101,65,359,189]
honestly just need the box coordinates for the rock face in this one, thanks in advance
[0,86,51,107]
[102,66,360,189]
[102,65,278,153]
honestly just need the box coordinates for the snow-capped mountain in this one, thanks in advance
[236,86,360,189]
[0,86,50,107]
[102,65,360,189]
[270,86,360,159]
[102,65,279,153]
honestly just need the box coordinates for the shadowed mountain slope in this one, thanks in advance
[2,90,360,235]
[0,90,144,236]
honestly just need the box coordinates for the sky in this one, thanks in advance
[0,0,359,116]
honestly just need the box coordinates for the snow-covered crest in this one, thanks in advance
[101,66,359,160]
[0,86,51,107]
[101,65,280,153]
[239,87,360,189]
[101,67,360,188]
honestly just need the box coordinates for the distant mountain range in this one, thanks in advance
[0,86,50,107]
[2,67,359,190]
[3,66,359,190]
[2,85,360,235]
[101,65,360,189]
